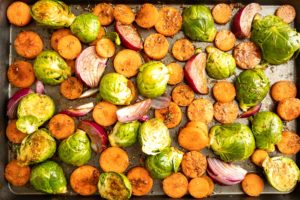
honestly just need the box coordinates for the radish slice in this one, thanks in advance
[79,88,99,99]
[75,46,107,88]
[7,88,34,119]
[35,80,45,94]
[78,120,108,153]
[115,21,143,51]
[151,93,171,109]
[239,103,262,118]
[60,102,94,117]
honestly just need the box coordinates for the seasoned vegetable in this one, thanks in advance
[4,160,30,186]
[242,173,264,197]
[187,99,213,124]
[233,41,261,70]
[7,1,32,27]
[155,6,182,36]
[277,131,300,155]
[14,31,43,59]
[57,35,82,60]
[181,151,207,178]
[212,81,236,103]
[93,101,118,127]
[48,113,75,140]
[271,81,297,102]
[127,167,153,196]
[162,172,188,198]
[214,30,236,52]
[6,120,27,144]
[96,38,115,58]
[188,177,210,198]
[178,127,209,151]
[50,28,72,51]
[7,60,35,88]
[99,147,129,173]
[251,149,269,167]
[213,101,239,124]
[211,3,232,24]
[92,3,114,26]
[172,84,194,106]
[277,97,300,121]
[275,5,296,24]
[144,33,169,60]
[135,3,159,28]
[114,49,142,78]
[172,38,195,61]
[154,102,182,128]
[167,63,184,85]
[60,77,83,100]
[113,4,135,25]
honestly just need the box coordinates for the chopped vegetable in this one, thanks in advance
[154,102,182,128]
[242,173,264,196]
[214,30,236,51]
[277,97,300,121]
[50,29,72,51]
[4,160,30,186]
[48,114,75,140]
[113,4,135,25]
[275,4,296,24]
[251,149,269,167]
[239,103,262,118]
[150,93,171,109]
[233,41,261,69]
[178,127,209,151]
[172,38,195,61]
[127,167,153,196]
[212,3,232,24]
[212,81,236,103]
[162,172,188,198]
[92,101,117,126]
[271,80,297,101]
[213,101,239,124]
[96,38,115,58]
[135,3,159,28]
[14,31,43,59]
[172,84,194,106]
[60,102,94,117]
[188,177,210,198]
[166,63,184,85]
[57,35,82,60]
[6,1,31,27]
[7,60,35,88]
[277,131,300,155]
[6,120,27,144]
[99,147,129,173]
[92,3,114,26]
[115,22,143,51]
[60,77,83,100]
[187,99,213,124]
[181,151,207,178]
[155,6,182,36]
[144,33,169,60]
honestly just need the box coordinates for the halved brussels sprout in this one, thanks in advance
[263,156,299,192]
[17,93,55,134]
[33,50,71,85]
[145,147,184,179]
[98,172,132,200]
[58,129,92,166]
[109,121,140,148]
[252,111,283,152]
[139,118,171,155]
[70,13,100,43]
[17,129,56,166]
[209,123,256,162]
[137,61,169,98]
[30,161,67,194]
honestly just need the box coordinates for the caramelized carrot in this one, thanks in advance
[172,39,195,61]
[144,33,169,60]
[48,114,75,140]
[14,31,43,59]
[114,4,135,25]
[178,127,209,151]
[92,101,118,127]
[127,167,153,196]
[57,35,82,60]
[135,3,159,28]
[167,63,184,85]
[99,147,129,173]
[96,38,115,58]
[7,60,35,88]
[50,29,72,51]
[155,6,182,36]
[242,173,264,197]
[4,160,30,186]
[162,172,188,198]
[93,3,114,26]
[172,84,195,106]
[6,120,27,144]
[60,77,83,100]
[6,1,31,27]
[154,102,182,128]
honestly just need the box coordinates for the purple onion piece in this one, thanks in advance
[60,102,94,117]
[151,93,171,109]
[35,80,45,94]
[239,103,262,118]
[138,115,149,122]
[79,88,99,99]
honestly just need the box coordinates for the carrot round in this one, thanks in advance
[90,26,106,46]
[51,29,72,51]
[185,121,208,136]
[93,3,114,26]
[275,4,296,24]
[154,102,182,128]
[7,60,35,88]
[114,49,143,78]
[127,80,137,103]
[144,33,169,60]
[60,77,83,100]
[172,39,195,61]
[277,131,300,155]
[178,127,209,151]
[4,160,30,186]
[172,84,195,106]
[167,63,184,85]
[214,30,236,52]
[251,149,269,167]
[188,177,210,198]
[181,151,207,178]
[65,59,76,74]
[135,3,159,29]
[57,35,82,60]
[127,167,153,196]
[70,165,100,196]
[6,120,27,144]
[213,101,239,124]
[114,4,135,25]
[14,31,43,59]
[212,3,232,24]
[155,6,182,36]
[99,147,129,173]
[187,99,214,124]
[213,81,236,103]
[48,114,75,140]
[6,1,31,27]
[271,81,297,102]
[202,175,214,196]
[162,172,188,198]
[242,173,264,197]
[96,38,115,58]
[93,101,118,127]
[277,97,300,121]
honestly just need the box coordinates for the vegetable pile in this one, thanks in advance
[4,0,300,199]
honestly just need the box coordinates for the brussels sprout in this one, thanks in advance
[17,93,55,134]
[33,50,71,85]
[209,123,256,162]
[139,118,171,155]
[251,15,300,65]
[206,46,236,79]
[98,172,132,200]
[70,13,100,43]
[182,5,217,42]
[109,121,140,148]
[235,69,270,111]
[263,156,299,192]
[99,73,133,105]
[137,61,169,98]
[58,129,92,166]
[31,0,75,28]
[17,129,56,166]
[145,147,184,179]
[251,111,283,152]
[30,161,67,194]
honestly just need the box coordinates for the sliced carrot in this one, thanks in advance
[50,29,72,51]
[93,3,114,26]
[127,167,153,196]
[65,59,76,74]
[127,80,137,104]
[162,172,188,198]
[144,33,169,60]
[89,26,106,46]
[172,84,194,106]
[167,63,184,85]
[214,30,236,52]
[95,38,115,58]
[178,127,209,151]
[271,81,297,102]
[57,35,82,60]
[154,102,182,128]
[212,3,232,24]
[93,101,118,127]
[4,160,30,186]
[277,97,300,121]
[202,176,214,196]
[181,151,207,178]
[48,114,75,140]
[114,49,143,78]
[14,31,43,59]
[188,177,210,198]
[213,81,236,103]
[60,77,83,100]
[172,39,194,61]
[70,165,100,196]
[6,1,31,27]
[185,121,208,136]
[242,173,264,197]
[6,120,27,144]
[155,6,182,36]
[277,131,300,155]
[187,99,214,124]
[114,4,135,25]
[7,60,35,88]
[275,4,296,24]
[135,3,159,28]
[99,147,129,173]
[251,149,269,167]
[213,101,239,124]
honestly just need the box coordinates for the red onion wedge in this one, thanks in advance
[117,99,152,123]
[79,88,99,99]
[138,115,149,122]
[184,52,209,94]
[78,120,108,153]
[115,21,143,51]
[151,93,171,109]
[7,88,34,119]
[35,80,45,94]
[239,103,262,118]
[60,102,94,117]
[207,157,247,186]
[232,3,262,39]
[75,46,107,88]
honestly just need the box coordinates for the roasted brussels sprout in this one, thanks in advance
[137,61,169,98]
[33,50,71,85]
[58,129,92,166]
[206,46,236,79]
[30,161,67,194]
[31,0,75,28]
[17,93,55,134]
[98,172,132,200]
[263,156,299,192]
[252,111,283,152]
[182,5,217,42]
[109,121,140,148]
[145,147,184,179]
[209,123,256,162]
[70,13,100,43]
[235,69,270,111]
[139,118,171,155]
[17,129,56,166]
[251,15,300,65]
